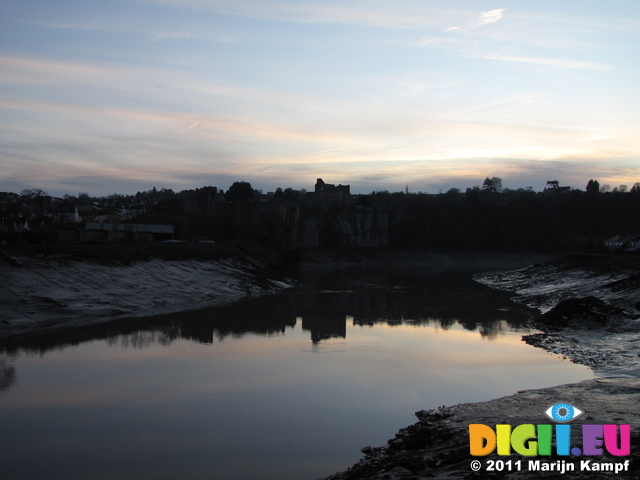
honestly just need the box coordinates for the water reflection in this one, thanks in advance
[0,267,591,480]
[0,268,538,398]
[0,356,16,392]
[0,268,535,358]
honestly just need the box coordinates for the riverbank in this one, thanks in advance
[0,246,549,340]
[0,243,290,339]
[475,255,640,377]
[320,254,640,479]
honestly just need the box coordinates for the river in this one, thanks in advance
[0,265,593,480]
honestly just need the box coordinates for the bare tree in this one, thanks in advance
[482,177,503,193]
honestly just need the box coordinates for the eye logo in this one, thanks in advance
[544,403,583,423]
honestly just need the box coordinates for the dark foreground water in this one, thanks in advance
[0,267,592,480]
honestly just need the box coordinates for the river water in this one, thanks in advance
[0,266,592,480]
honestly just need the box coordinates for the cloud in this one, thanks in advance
[446,7,505,32]
[27,17,209,44]
[2,0,639,199]
[477,9,505,27]
[178,122,200,134]
[142,0,456,31]
[151,31,196,41]
[576,136,613,143]
[0,56,106,85]
[284,54,337,75]
[476,53,612,71]
[0,54,343,119]
[447,94,548,117]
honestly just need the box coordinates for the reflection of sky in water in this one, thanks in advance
[0,271,594,480]
[0,322,592,480]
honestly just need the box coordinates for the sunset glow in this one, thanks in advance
[1,0,639,196]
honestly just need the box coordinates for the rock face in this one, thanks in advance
[218,199,390,250]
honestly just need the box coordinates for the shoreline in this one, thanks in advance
[3,249,639,478]
[321,377,640,480]
[0,248,550,340]
[0,253,290,340]
[319,255,640,479]
[475,259,640,378]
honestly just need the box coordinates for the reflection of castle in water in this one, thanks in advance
[163,274,533,345]
[0,356,17,392]
[0,272,534,356]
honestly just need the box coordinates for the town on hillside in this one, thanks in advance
[1,177,640,253]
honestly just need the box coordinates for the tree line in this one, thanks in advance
[4,178,640,253]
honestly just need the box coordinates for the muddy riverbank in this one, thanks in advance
[0,252,289,339]
[320,255,640,480]
[0,248,549,340]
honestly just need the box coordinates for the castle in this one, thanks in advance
[314,178,350,206]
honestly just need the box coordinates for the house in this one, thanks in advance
[55,206,81,224]
[626,235,640,252]
[604,234,640,252]
[604,235,625,249]
[82,223,174,243]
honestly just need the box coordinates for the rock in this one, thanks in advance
[538,295,631,330]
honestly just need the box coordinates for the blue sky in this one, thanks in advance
[1,0,639,197]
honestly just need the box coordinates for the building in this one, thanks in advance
[82,223,174,243]
[604,234,640,252]
[314,178,351,206]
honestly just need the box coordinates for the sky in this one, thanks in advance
[1,0,639,197]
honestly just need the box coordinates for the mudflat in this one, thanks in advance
[0,246,289,339]
[320,254,640,479]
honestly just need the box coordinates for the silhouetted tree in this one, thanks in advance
[586,179,600,196]
[225,182,255,202]
[21,188,50,216]
[482,177,503,193]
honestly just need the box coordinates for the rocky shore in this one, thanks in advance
[320,255,640,480]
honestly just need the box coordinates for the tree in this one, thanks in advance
[546,180,559,189]
[225,181,255,202]
[586,179,599,196]
[482,177,503,193]
[21,188,48,198]
[21,188,50,216]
